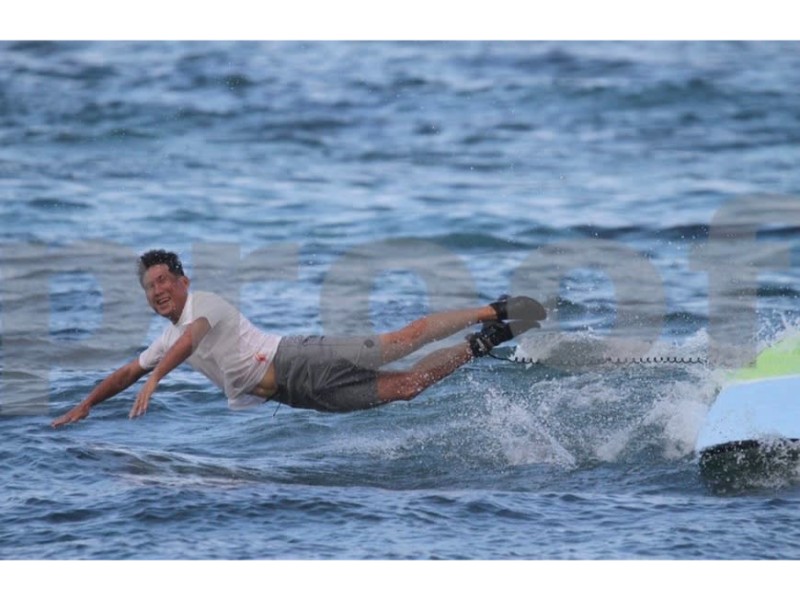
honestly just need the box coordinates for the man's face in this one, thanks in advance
[142,264,189,323]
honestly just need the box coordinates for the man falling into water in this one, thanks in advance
[51,250,545,427]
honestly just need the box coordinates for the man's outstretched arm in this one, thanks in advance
[128,318,210,419]
[51,359,149,428]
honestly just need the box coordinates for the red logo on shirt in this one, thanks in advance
[254,353,267,363]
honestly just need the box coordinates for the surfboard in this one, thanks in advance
[695,335,800,491]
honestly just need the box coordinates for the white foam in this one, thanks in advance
[482,385,577,469]
[502,329,728,463]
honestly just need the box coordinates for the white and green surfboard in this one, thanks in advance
[695,334,800,491]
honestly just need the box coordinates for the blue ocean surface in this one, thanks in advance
[2,41,800,562]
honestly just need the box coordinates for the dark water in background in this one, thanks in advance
[2,41,800,560]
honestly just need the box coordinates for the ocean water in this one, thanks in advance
[2,41,800,562]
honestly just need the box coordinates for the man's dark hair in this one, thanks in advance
[138,249,185,284]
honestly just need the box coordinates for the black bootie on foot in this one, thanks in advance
[467,319,540,357]
[490,295,547,322]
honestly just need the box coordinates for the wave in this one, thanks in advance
[500,329,722,461]
[65,444,268,488]
[26,198,93,211]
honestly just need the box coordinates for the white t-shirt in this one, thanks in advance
[139,291,282,409]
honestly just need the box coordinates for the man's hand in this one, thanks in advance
[128,318,208,420]
[51,403,91,428]
[49,359,149,429]
[129,377,158,419]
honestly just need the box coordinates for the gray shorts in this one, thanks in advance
[272,335,383,412]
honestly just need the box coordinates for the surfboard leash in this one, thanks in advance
[487,352,709,367]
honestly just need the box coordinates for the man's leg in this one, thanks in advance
[377,306,497,365]
[328,296,545,408]
[375,315,543,404]
[376,342,473,402]
[376,296,546,366]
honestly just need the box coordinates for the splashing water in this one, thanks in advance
[500,329,728,466]
[482,384,578,469]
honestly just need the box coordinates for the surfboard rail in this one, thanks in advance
[696,373,800,492]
